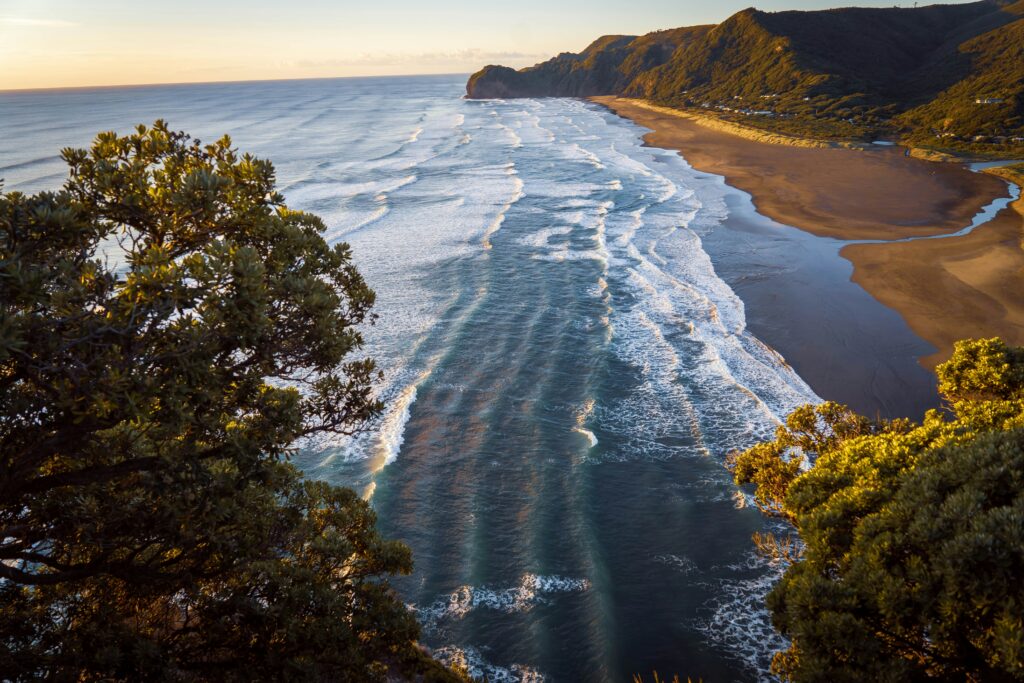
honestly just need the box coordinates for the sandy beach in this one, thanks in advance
[592,95,1024,400]
[592,97,1008,241]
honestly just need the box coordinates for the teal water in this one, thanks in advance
[2,75,863,681]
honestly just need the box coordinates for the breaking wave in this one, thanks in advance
[416,574,592,632]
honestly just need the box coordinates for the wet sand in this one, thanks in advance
[591,96,1023,415]
[843,199,1024,367]
[701,189,942,420]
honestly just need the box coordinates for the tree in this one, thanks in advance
[0,122,460,681]
[731,338,1024,682]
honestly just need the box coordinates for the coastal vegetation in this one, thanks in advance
[731,338,1024,681]
[0,123,461,681]
[467,0,1024,158]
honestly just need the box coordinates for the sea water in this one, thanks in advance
[0,74,821,682]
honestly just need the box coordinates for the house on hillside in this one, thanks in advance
[975,97,1004,104]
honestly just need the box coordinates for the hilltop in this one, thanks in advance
[466,0,1024,156]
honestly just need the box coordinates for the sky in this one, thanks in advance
[0,0,980,90]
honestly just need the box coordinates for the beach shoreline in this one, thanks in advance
[591,96,1009,242]
[591,95,1024,409]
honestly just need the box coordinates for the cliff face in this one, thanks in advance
[466,66,530,99]
[465,1,1024,148]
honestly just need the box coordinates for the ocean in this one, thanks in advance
[1,74,824,682]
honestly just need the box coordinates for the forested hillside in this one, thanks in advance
[467,0,1024,155]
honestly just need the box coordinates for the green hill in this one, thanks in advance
[466,0,1024,156]
[466,26,712,98]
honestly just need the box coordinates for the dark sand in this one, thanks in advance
[591,96,1022,416]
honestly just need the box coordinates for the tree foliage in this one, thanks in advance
[732,338,1024,682]
[0,122,460,681]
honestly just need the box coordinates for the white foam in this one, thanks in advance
[573,427,598,448]
[517,226,573,248]
[323,204,389,240]
[698,550,793,682]
[416,573,591,631]
[532,248,607,263]
[482,176,525,250]
[524,181,611,199]
[654,554,698,575]
[568,142,604,169]
[498,123,523,148]
[377,376,422,466]
[434,646,545,683]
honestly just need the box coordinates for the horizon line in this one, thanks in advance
[0,71,476,96]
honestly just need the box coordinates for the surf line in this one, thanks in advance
[481,170,525,250]
[362,367,432,501]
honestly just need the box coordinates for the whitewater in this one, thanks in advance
[0,75,820,682]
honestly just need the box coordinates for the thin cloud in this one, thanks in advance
[288,49,548,69]
[0,18,77,27]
